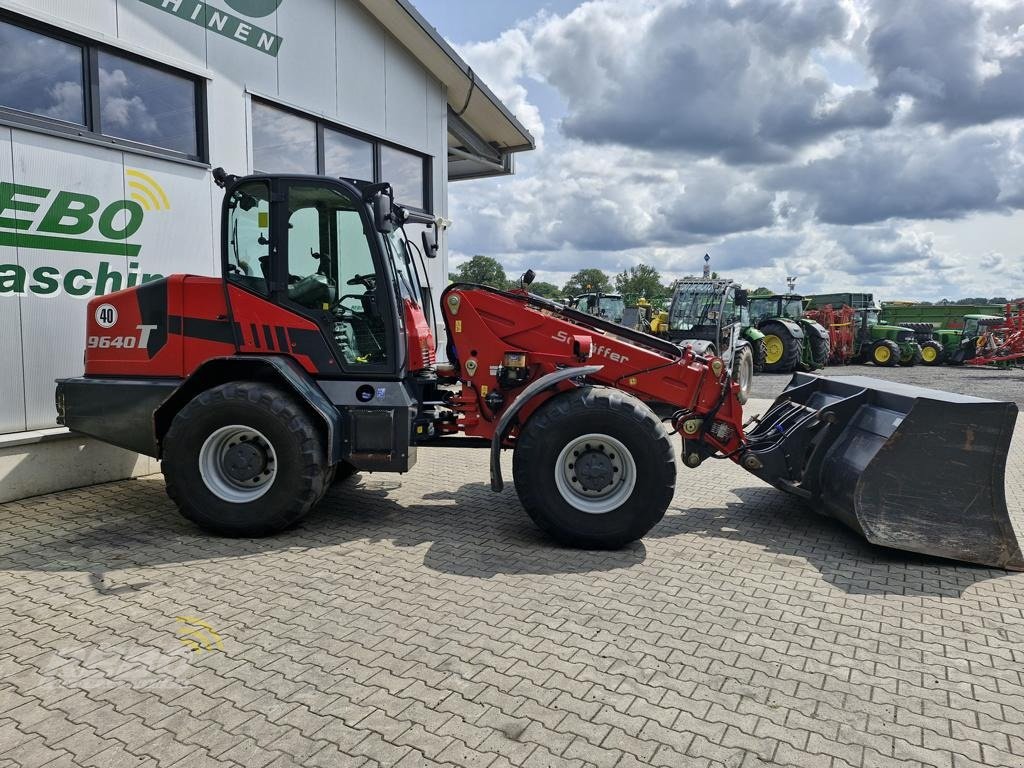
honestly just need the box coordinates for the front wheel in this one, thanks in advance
[871,339,900,367]
[163,382,328,537]
[733,345,754,405]
[513,387,676,548]
[920,340,944,365]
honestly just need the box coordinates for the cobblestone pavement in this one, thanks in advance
[1,401,1022,768]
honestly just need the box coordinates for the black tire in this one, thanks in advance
[162,381,327,537]
[753,338,768,373]
[760,320,801,373]
[899,343,921,367]
[920,340,944,366]
[870,339,900,367]
[733,345,754,405]
[808,332,829,369]
[331,461,359,485]
[512,387,676,549]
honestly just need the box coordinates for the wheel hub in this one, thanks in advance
[198,425,278,503]
[555,434,637,515]
[574,449,614,491]
[223,440,267,483]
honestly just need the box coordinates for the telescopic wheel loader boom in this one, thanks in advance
[54,171,1023,570]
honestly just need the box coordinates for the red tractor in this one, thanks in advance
[55,171,1022,569]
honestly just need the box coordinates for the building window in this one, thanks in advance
[0,20,85,125]
[0,14,205,162]
[381,146,425,212]
[251,98,431,212]
[98,52,199,157]
[252,101,316,174]
[323,127,373,183]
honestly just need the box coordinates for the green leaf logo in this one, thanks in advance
[223,0,282,18]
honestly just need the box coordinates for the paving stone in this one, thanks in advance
[0,417,1022,768]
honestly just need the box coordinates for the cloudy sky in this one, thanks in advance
[415,0,1024,301]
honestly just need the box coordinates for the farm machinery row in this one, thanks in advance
[806,294,1024,368]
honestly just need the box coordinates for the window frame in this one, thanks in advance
[0,10,208,164]
[252,97,432,214]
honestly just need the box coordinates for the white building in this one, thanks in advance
[0,0,533,501]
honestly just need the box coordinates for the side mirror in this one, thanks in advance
[421,223,439,259]
[735,289,749,307]
[374,190,395,233]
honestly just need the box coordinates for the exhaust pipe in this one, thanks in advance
[742,373,1022,570]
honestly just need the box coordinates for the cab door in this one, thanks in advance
[275,179,400,378]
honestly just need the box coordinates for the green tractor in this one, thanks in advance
[853,304,923,366]
[887,313,1006,366]
[747,294,830,373]
[659,278,761,403]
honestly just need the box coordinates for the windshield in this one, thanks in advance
[384,229,420,305]
[670,285,721,330]
[599,296,625,323]
[782,299,804,319]
[748,298,778,324]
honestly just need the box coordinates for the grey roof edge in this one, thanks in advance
[395,0,536,152]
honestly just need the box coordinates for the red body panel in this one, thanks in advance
[403,298,436,372]
[84,276,343,378]
[443,287,745,454]
[84,275,231,378]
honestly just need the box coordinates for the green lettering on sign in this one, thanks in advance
[137,0,283,56]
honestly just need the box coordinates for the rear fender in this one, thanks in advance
[800,319,830,340]
[772,319,805,339]
[154,355,343,463]
[489,365,603,492]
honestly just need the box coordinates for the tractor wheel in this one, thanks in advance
[870,339,900,367]
[900,344,921,367]
[753,339,768,373]
[733,345,754,405]
[808,333,830,369]
[163,382,328,537]
[760,321,801,373]
[513,387,675,549]
[920,340,944,366]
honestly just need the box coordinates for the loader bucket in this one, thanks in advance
[740,373,1022,570]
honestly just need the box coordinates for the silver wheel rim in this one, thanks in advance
[554,433,637,515]
[198,425,277,503]
[738,354,752,394]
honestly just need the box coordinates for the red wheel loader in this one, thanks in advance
[55,171,1023,569]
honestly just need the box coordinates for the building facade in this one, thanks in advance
[0,0,532,501]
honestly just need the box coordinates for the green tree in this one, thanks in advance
[449,255,508,288]
[562,269,611,297]
[528,281,562,299]
[614,263,666,302]
[750,286,773,296]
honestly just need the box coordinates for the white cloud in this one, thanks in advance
[446,0,1024,301]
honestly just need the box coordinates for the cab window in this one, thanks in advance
[225,181,272,295]
[285,184,388,366]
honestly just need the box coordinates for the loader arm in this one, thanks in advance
[443,284,1023,571]
[441,283,748,461]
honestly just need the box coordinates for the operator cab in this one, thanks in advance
[220,171,438,376]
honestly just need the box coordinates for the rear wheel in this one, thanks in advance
[733,345,754,405]
[920,340,943,365]
[513,387,675,548]
[871,339,900,367]
[163,382,328,537]
[760,321,801,373]
[808,333,829,369]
